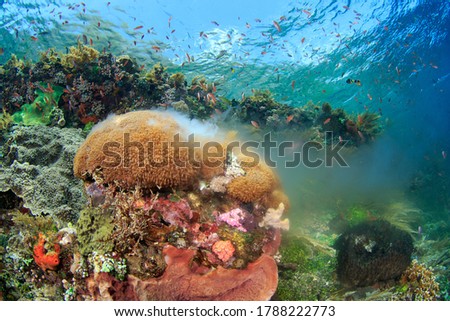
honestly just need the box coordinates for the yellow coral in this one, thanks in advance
[0,109,12,130]
[61,43,99,68]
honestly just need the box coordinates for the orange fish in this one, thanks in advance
[303,9,311,17]
[152,45,161,52]
[357,114,363,125]
[301,37,305,44]
[273,21,281,32]
[98,22,101,27]
[323,117,331,125]
[206,93,217,105]
[186,52,191,63]
[286,115,294,124]
[30,36,38,41]
[134,25,143,30]
[291,80,296,90]
[251,120,260,129]
[343,5,350,10]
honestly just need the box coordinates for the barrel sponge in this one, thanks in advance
[73,110,205,190]
[227,157,278,203]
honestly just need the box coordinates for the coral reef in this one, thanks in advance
[1,124,87,223]
[0,44,387,301]
[0,45,382,149]
[70,110,288,300]
[395,260,440,300]
[335,220,413,287]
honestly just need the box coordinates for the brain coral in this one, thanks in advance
[74,110,220,190]
[227,159,277,203]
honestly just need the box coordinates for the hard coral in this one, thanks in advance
[74,110,216,190]
[397,260,440,301]
[33,233,60,271]
[227,160,277,203]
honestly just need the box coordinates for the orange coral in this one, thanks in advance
[74,110,224,190]
[33,233,60,271]
[212,240,235,262]
[227,161,277,203]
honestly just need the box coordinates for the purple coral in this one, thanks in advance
[216,208,248,232]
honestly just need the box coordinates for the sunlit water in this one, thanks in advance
[1,0,449,228]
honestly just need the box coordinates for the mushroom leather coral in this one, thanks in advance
[33,233,60,271]
[86,245,278,300]
[74,111,204,190]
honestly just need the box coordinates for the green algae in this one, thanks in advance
[276,236,337,300]
[76,207,115,255]
[12,84,63,126]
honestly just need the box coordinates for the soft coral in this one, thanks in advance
[33,233,60,271]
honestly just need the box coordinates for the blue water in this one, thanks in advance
[1,0,449,239]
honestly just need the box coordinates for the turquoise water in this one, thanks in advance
[1,0,450,301]
[2,0,449,197]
